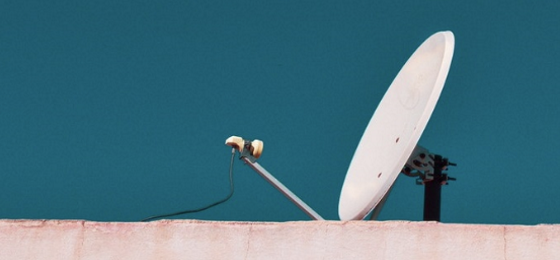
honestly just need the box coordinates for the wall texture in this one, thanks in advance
[1,220,559,260]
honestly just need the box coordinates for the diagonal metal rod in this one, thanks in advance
[242,158,324,220]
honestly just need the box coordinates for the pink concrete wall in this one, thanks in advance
[1,220,559,259]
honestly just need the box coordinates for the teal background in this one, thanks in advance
[1,1,559,224]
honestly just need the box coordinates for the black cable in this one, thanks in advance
[141,149,236,222]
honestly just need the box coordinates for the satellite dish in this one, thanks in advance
[338,31,455,220]
[223,31,455,222]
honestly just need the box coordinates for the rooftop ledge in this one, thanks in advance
[1,220,559,259]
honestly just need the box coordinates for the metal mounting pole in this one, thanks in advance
[403,147,456,222]
[422,154,456,221]
[423,155,443,221]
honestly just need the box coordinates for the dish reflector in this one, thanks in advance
[338,31,455,220]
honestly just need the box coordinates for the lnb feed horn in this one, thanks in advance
[225,136,264,160]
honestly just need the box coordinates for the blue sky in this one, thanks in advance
[1,1,559,224]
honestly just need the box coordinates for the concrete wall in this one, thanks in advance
[1,220,559,259]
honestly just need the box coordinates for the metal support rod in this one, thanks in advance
[423,155,443,221]
[242,157,324,220]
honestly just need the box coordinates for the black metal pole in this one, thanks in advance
[423,155,443,221]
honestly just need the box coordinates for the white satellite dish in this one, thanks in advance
[148,31,456,222]
[223,31,455,222]
[338,31,455,220]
